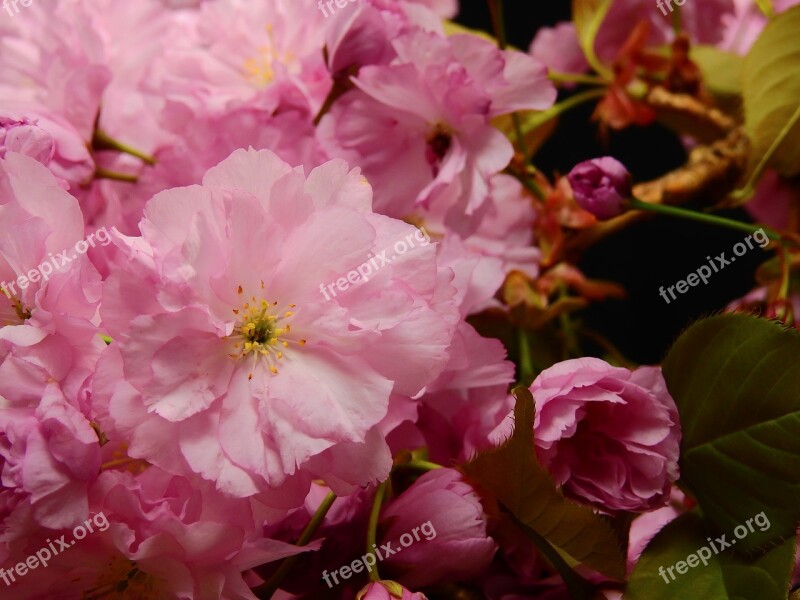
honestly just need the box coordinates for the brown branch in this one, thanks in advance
[644,87,738,142]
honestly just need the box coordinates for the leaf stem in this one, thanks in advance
[365,479,389,582]
[94,168,138,183]
[93,130,156,166]
[524,88,606,132]
[399,459,443,472]
[253,491,337,599]
[628,197,783,242]
[487,0,508,50]
[517,327,535,385]
[548,71,606,86]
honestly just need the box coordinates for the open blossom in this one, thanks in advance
[721,0,800,54]
[531,358,681,512]
[529,23,589,76]
[146,0,331,116]
[0,386,100,539]
[0,153,104,408]
[95,148,459,501]
[320,30,555,235]
[0,467,313,600]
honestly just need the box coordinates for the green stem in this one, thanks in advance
[558,285,580,360]
[93,130,156,166]
[94,168,138,183]
[548,71,606,86]
[517,327,534,385]
[487,0,508,50]
[253,492,337,599]
[398,459,443,472]
[487,0,532,159]
[672,3,682,34]
[366,480,390,582]
[511,111,530,158]
[506,167,547,201]
[628,197,782,242]
[524,88,606,133]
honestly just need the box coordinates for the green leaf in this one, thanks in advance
[462,387,627,583]
[662,314,800,551]
[625,511,796,600]
[572,0,614,79]
[691,46,744,99]
[742,6,800,178]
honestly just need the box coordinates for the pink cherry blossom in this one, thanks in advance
[531,358,681,512]
[402,322,515,464]
[95,148,459,500]
[720,0,800,55]
[0,153,104,408]
[0,386,100,539]
[0,466,314,599]
[0,105,94,187]
[529,23,589,76]
[146,0,331,117]
[379,468,496,588]
[0,116,54,165]
[320,30,555,235]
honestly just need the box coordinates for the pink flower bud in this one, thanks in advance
[567,157,632,220]
[531,358,681,512]
[378,468,496,588]
[0,116,55,165]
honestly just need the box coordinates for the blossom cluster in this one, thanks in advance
[1,0,798,598]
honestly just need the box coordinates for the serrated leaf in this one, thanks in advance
[662,314,800,552]
[462,387,626,581]
[625,511,796,600]
[742,6,800,177]
[572,0,614,78]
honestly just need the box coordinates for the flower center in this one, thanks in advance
[242,24,297,87]
[425,123,453,176]
[83,559,167,600]
[229,286,305,379]
[1,293,31,326]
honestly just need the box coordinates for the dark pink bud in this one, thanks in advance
[567,156,632,220]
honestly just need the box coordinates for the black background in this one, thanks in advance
[455,2,765,364]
